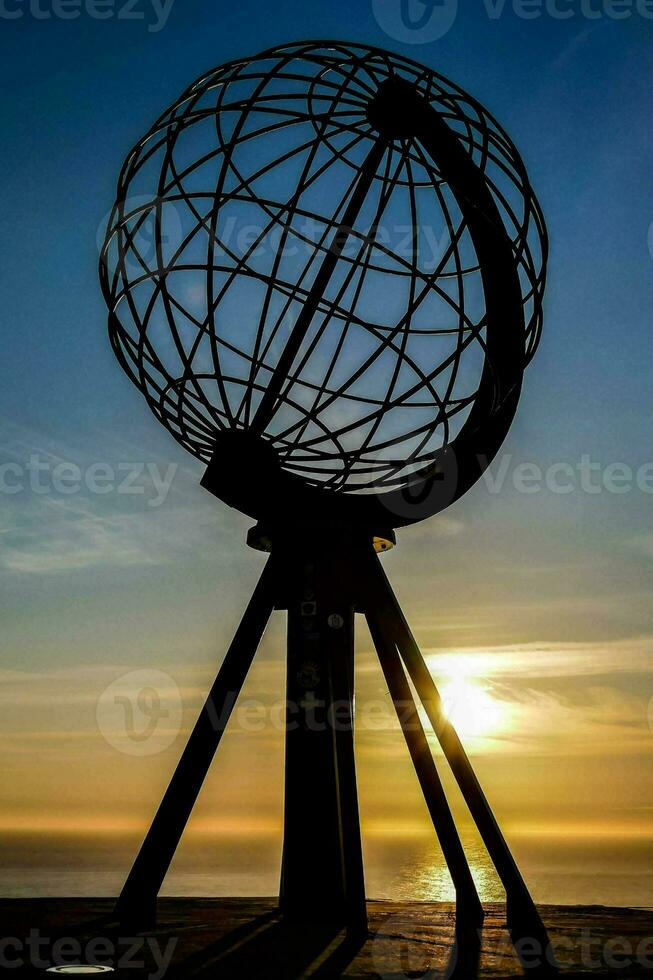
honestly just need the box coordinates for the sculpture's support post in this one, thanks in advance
[366,606,483,929]
[366,550,556,971]
[279,532,367,931]
[115,558,277,927]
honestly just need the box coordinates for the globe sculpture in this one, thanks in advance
[100,39,550,959]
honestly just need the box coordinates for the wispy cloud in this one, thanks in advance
[551,22,607,72]
[0,419,244,574]
[422,637,653,681]
[0,489,227,575]
[1,508,155,573]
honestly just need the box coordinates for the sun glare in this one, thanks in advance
[437,662,506,739]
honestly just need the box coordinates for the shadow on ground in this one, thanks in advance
[2,899,652,978]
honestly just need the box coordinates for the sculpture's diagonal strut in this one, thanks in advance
[115,557,278,924]
[365,548,556,969]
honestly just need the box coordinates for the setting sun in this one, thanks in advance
[438,664,506,739]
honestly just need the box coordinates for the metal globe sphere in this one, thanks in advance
[100,40,547,529]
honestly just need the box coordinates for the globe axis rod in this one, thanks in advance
[250,135,389,437]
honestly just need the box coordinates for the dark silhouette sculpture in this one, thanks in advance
[100,39,552,973]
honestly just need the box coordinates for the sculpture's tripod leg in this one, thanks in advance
[115,558,277,926]
[366,607,484,929]
[366,551,556,970]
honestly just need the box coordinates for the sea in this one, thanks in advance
[1,830,651,907]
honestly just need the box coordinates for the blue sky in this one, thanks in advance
[2,0,653,661]
[2,2,653,469]
[1,0,653,902]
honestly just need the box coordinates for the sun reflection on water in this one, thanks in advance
[386,834,505,903]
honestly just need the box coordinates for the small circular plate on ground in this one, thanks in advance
[46,968,115,975]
